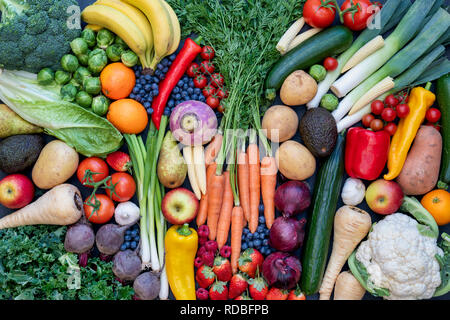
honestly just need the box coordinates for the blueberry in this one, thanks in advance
[187,87,194,94]
[257,225,264,233]
[169,54,176,61]
[175,93,181,100]
[248,241,254,248]
[132,87,140,94]
[162,59,169,67]
[241,243,248,250]
[173,87,180,94]
[144,74,152,81]
[151,83,159,90]
[129,93,136,99]
[155,69,162,76]
[159,74,165,80]
[143,85,151,92]
[135,83,142,89]
[242,234,246,241]
[183,83,189,90]
[153,78,160,84]
[246,233,253,240]
[148,108,154,115]
[254,238,262,246]
[134,235,140,242]
[181,91,188,97]
[124,235,131,241]
[135,71,141,78]
[189,81,195,88]
[194,88,201,95]
[164,109,171,116]
[182,75,189,82]
[168,100,175,108]
[143,102,151,109]
[259,233,266,240]
[258,216,266,224]
[192,94,199,100]
[152,89,159,96]
[177,80,184,87]
[264,229,270,236]
[130,241,137,249]
[163,67,169,73]
[263,239,269,246]
[199,96,206,102]
[157,63,164,70]
[120,244,127,251]
[243,228,249,235]
[258,204,265,213]
[139,89,146,96]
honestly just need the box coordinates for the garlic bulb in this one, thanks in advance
[114,201,140,226]
[341,178,366,206]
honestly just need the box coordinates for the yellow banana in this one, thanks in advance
[81,5,151,68]
[123,0,174,72]
[161,0,180,55]
[93,0,154,62]
[85,24,103,32]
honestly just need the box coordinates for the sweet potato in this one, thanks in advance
[397,126,442,195]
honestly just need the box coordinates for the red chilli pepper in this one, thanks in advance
[345,127,390,181]
[151,37,203,129]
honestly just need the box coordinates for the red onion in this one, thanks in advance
[262,252,302,290]
[274,181,311,217]
[269,217,306,252]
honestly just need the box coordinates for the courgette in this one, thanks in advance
[300,132,345,295]
[437,74,450,189]
[265,26,353,100]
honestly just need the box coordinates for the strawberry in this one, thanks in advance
[228,273,248,299]
[287,286,306,300]
[106,151,132,172]
[212,256,232,282]
[209,281,228,300]
[235,293,252,300]
[248,276,268,300]
[265,287,289,300]
[195,265,215,289]
[238,248,264,278]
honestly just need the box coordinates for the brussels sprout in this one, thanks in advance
[81,28,97,48]
[89,48,104,59]
[70,38,89,56]
[61,54,80,73]
[75,91,93,108]
[106,44,124,62]
[97,29,115,49]
[74,66,91,84]
[88,50,108,75]
[309,64,327,83]
[77,51,90,66]
[114,36,128,49]
[320,93,339,111]
[92,95,110,116]
[69,78,82,91]
[83,77,102,95]
[121,50,139,68]
[54,70,71,85]
[37,68,55,85]
[61,84,78,102]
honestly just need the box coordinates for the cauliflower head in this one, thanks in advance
[355,213,442,300]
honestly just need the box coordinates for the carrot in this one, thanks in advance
[230,206,244,274]
[216,171,233,249]
[260,156,278,229]
[204,132,223,167]
[238,149,251,224]
[247,142,260,233]
[196,163,217,226]
[207,173,225,240]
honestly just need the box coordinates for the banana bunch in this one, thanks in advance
[81,0,180,74]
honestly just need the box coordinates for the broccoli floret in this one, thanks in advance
[0,0,81,73]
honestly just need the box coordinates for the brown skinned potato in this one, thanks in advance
[280,70,318,106]
[262,105,299,143]
[275,140,316,181]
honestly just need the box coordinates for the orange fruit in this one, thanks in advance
[107,99,148,134]
[100,62,136,100]
[421,189,450,226]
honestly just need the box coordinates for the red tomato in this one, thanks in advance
[216,88,229,99]
[187,63,201,77]
[201,46,215,60]
[396,104,410,118]
[362,114,375,128]
[384,122,397,136]
[200,60,215,74]
[202,84,216,98]
[77,157,109,187]
[303,0,337,28]
[384,94,399,108]
[210,73,225,88]
[370,119,384,132]
[217,104,225,113]
[84,194,115,224]
[371,100,385,115]
[206,95,220,109]
[323,57,338,71]
[341,0,374,31]
[426,122,441,132]
[106,172,136,202]
[426,108,441,123]
[381,107,397,122]
[193,74,208,89]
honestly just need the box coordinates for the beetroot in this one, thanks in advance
[133,272,160,300]
[95,224,131,256]
[64,217,95,267]
[113,249,142,281]
[262,252,302,290]
[269,217,306,252]
[274,181,311,217]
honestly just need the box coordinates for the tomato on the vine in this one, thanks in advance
[202,84,216,98]
[216,88,229,100]
[303,0,337,28]
[200,60,215,74]
[210,73,225,88]
[106,172,136,202]
[396,104,410,118]
[217,104,225,113]
[77,157,109,187]
[206,95,220,109]
[371,100,384,115]
[323,57,338,71]
[426,108,441,123]
[381,107,397,122]
[426,122,441,132]
[384,122,397,136]
[187,62,201,77]
[341,0,375,31]
[84,194,115,224]
[384,94,399,108]
[370,119,384,132]
[362,114,375,128]
[201,46,215,60]
[193,74,208,89]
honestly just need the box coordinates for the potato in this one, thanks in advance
[397,126,442,195]
[262,105,299,143]
[275,140,316,181]
[32,140,79,189]
[280,70,318,106]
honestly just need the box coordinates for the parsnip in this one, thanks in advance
[334,271,366,300]
[0,184,83,229]
[193,145,207,195]
[183,146,201,199]
[319,206,372,300]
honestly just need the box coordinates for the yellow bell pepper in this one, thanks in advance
[384,84,435,180]
[165,223,198,300]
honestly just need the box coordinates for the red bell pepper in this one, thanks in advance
[151,37,203,129]
[345,127,390,181]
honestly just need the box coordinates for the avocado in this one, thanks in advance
[299,108,337,158]
[0,134,45,173]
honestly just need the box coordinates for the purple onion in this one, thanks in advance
[269,217,306,252]
[262,252,302,290]
[274,181,311,217]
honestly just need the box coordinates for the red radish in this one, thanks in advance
[106,151,132,172]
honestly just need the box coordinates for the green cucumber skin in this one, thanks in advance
[265,26,353,96]
[437,74,450,185]
[300,133,346,296]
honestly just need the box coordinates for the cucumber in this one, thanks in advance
[437,74,450,188]
[300,131,346,295]
[265,26,353,100]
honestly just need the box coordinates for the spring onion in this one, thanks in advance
[331,0,437,99]
[333,7,450,122]
[306,0,401,109]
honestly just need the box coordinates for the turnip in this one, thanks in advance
[133,271,161,300]
[113,249,142,282]
[64,215,95,267]
[318,206,372,300]
[95,223,132,256]
[114,202,140,226]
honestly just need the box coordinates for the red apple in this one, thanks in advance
[161,188,199,225]
[0,174,35,209]
[365,179,404,215]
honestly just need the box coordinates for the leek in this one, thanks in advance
[331,0,437,99]
[378,0,411,34]
[306,0,402,109]
[333,8,450,122]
